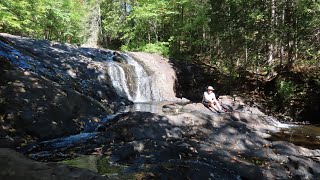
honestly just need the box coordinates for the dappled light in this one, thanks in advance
[16,100,320,179]
[0,0,319,179]
[1,23,320,179]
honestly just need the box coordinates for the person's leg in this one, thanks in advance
[203,101,209,108]
[213,100,222,111]
[209,102,219,112]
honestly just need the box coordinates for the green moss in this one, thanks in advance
[97,156,125,176]
[240,156,266,166]
[61,155,99,172]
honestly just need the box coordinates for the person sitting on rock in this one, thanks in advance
[202,86,223,112]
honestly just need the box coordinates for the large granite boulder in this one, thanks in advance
[0,34,130,147]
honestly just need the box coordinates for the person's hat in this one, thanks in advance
[207,86,214,90]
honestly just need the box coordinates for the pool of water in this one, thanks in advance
[267,124,320,149]
[123,101,182,114]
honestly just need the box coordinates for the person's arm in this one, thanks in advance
[212,92,222,110]
[212,93,217,101]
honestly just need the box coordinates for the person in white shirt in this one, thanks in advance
[202,86,223,112]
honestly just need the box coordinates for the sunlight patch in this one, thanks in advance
[67,69,77,78]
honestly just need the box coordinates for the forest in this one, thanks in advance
[1,0,319,121]
[2,1,320,179]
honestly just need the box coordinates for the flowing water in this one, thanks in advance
[20,49,320,158]
[107,53,162,102]
[267,124,320,149]
[5,40,319,178]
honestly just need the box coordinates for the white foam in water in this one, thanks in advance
[41,133,97,148]
[106,53,162,102]
[107,61,133,100]
[264,116,297,128]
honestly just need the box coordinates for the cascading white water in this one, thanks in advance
[106,53,162,102]
[107,61,133,101]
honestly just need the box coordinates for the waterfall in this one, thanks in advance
[106,53,162,102]
[107,61,133,100]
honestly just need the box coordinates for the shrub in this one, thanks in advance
[276,79,296,105]
[140,42,169,57]
[121,41,169,57]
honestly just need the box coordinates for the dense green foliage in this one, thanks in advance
[2,0,318,68]
[276,79,297,106]
[0,0,86,44]
[100,0,319,70]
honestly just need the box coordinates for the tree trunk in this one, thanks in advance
[123,0,127,18]
[268,0,276,66]
[245,40,248,65]
[285,0,294,69]
[178,5,184,53]
[155,23,158,42]
[82,0,101,48]
[280,5,285,67]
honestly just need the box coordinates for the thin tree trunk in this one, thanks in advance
[280,3,285,67]
[155,23,158,42]
[294,16,298,60]
[178,5,184,53]
[245,40,248,65]
[268,0,276,66]
[285,0,294,68]
[123,0,127,18]
[82,0,101,47]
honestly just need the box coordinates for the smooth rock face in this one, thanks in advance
[1,67,115,142]
[96,102,319,180]
[0,34,187,147]
[0,34,128,147]
[129,52,179,101]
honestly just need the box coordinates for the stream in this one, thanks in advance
[21,102,320,179]
[268,124,320,149]
[2,34,320,179]
[20,102,180,178]
[21,103,168,160]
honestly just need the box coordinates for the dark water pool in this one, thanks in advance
[267,124,320,149]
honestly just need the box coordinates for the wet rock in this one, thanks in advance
[288,155,320,178]
[112,52,125,63]
[149,160,240,180]
[103,108,320,179]
[110,144,136,163]
[0,148,107,180]
[21,105,320,180]
[2,33,320,179]
[0,34,134,146]
[0,68,110,144]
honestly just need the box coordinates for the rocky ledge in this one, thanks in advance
[20,96,320,179]
[0,33,132,148]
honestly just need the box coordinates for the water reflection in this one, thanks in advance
[127,103,162,113]
[118,102,168,114]
[268,124,320,149]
